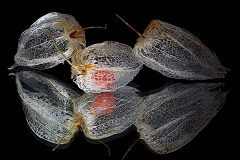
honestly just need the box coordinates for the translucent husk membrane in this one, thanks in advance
[134,20,227,80]
[71,41,143,93]
[135,82,228,154]
[14,69,228,154]
[75,86,142,139]
[15,70,81,144]
[13,12,86,70]
[15,69,142,147]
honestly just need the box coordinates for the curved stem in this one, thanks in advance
[46,28,81,71]
[97,140,111,156]
[52,119,83,151]
[82,24,107,30]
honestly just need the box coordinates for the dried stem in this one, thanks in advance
[116,14,142,37]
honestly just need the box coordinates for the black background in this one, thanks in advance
[1,1,237,160]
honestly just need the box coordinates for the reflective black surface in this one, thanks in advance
[3,2,236,160]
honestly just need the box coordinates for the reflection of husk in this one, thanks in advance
[135,82,228,154]
[14,68,229,155]
[26,122,79,150]
[15,69,82,147]
[76,86,142,140]
[15,69,143,150]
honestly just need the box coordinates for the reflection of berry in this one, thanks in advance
[91,70,115,89]
[90,92,116,116]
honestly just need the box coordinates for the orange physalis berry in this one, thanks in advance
[91,70,115,89]
[90,92,116,116]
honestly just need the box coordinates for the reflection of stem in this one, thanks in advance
[121,137,140,160]
[82,24,107,30]
[225,67,230,71]
[52,119,83,151]
[116,14,142,37]
[97,140,111,156]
